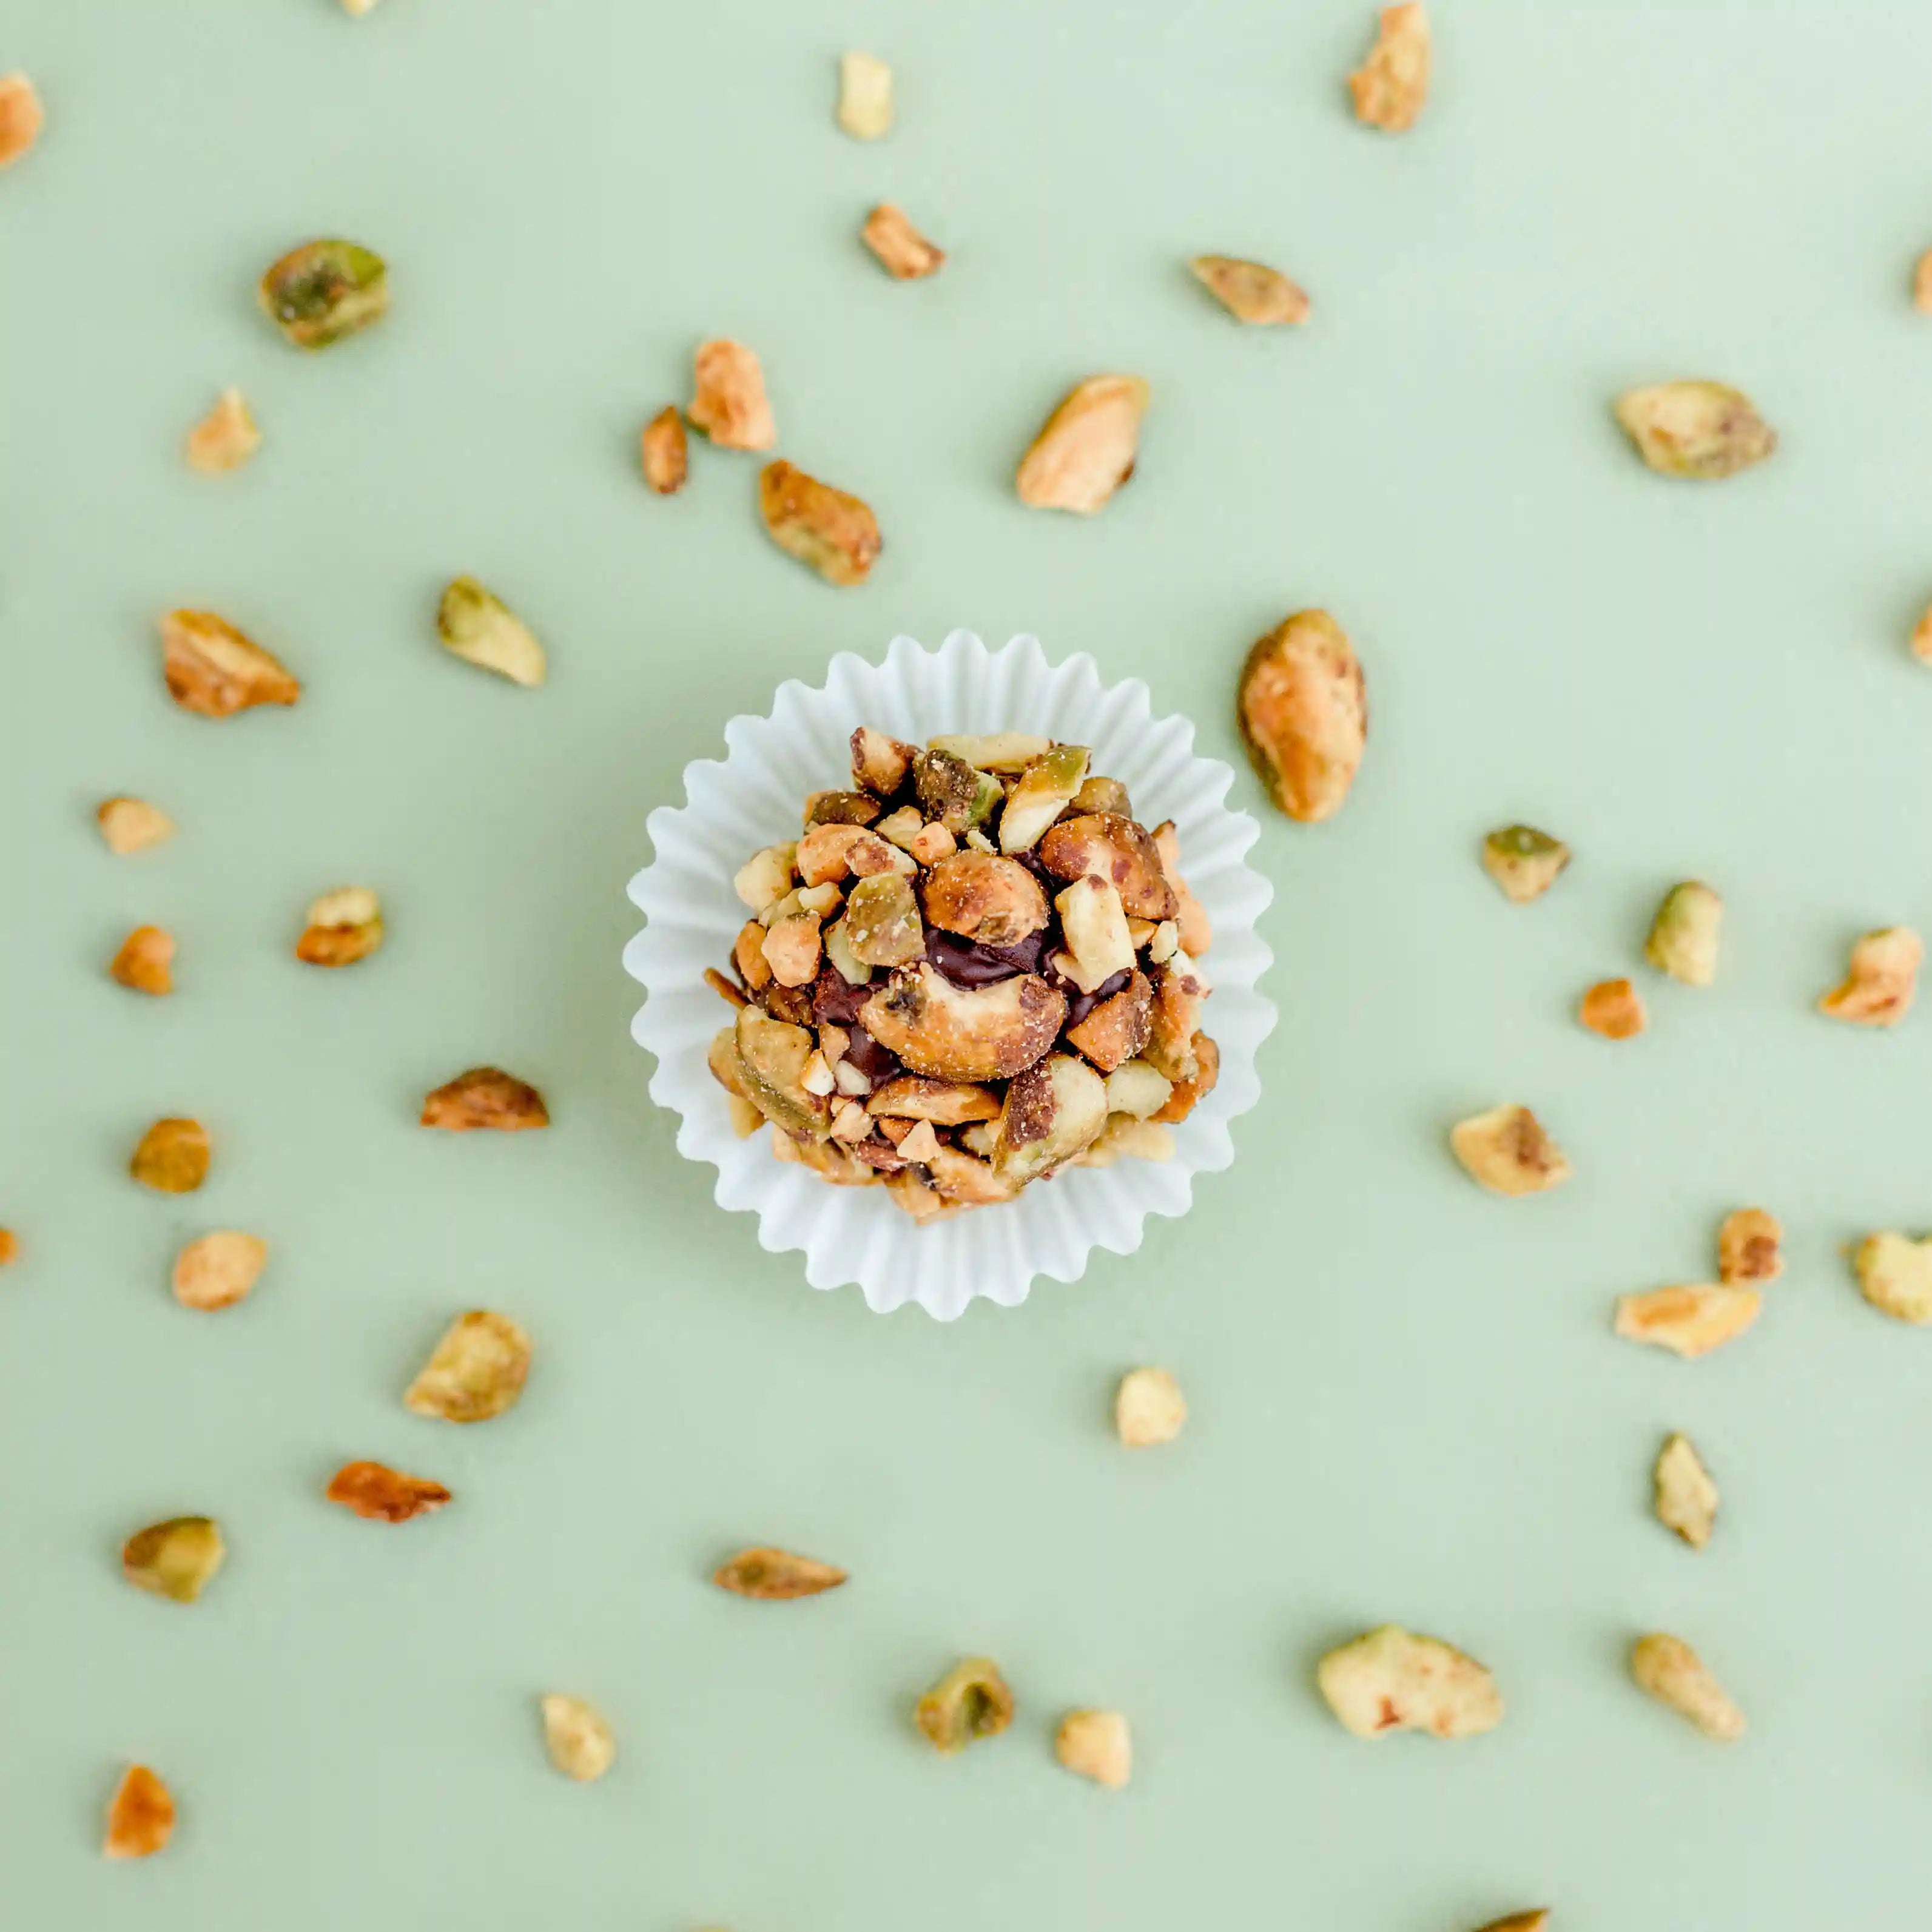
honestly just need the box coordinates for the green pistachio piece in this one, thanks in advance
[437,577,547,687]
[1613,382,1775,480]
[844,873,924,967]
[998,742,1090,853]
[1644,881,1723,986]
[258,238,389,349]
[914,1657,1014,1752]
[912,748,1001,833]
[1481,825,1570,904]
[735,1006,829,1139]
[123,1516,225,1603]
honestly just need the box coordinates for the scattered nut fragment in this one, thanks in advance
[759,460,881,587]
[1614,1284,1761,1358]
[712,1547,849,1600]
[1629,1632,1745,1742]
[326,1460,451,1521]
[735,844,796,914]
[130,1117,210,1194]
[1055,1709,1132,1788]
[172,1231,267,1311]
[437,576,547,687]
[1480,825,1569,904]
[161,610,300,717]
[1189,255,1310,325]
[420,1068,548,1131]
[1717,1207,1782,1286]
[1149,1034,1217,1123]
[1449,1105,1570,1196]
[184,387,260,473]
[1915,249,1932,315]
[1237,610,1367,823]
[258,238,389,348]
[110,925,175,996]
[862,203,944,279]
[403,1310,531,1422]
[1114,1366,1186,1446]
[1578,977,1646,1040]
[1015,374,1149,514]
[0,1228,18,1267]
[104,1766,175,1860]
[295,886,384,967]
[1317,1626,1503,1740]
[1473,1916,1549,1932]
[688,339,775,451]
[1643,881,1722,986]
[1613,382,1775,479]
[994,1054,1108,1183]
[640,405,689,495]
[1853,1231,1932,1324]
[540,1694,616,1782]
[836,50,893,139]
[1654,1433,1718,1549]
[915,1657,1014,1752]
[1817,926,1922,1026]
[1910,599,1932,665]
[0,71,43,169]
[1349,4,1430,131]
[97,797,176,855]
[122,1516,224,1603]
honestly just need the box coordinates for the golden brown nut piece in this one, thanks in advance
[1614,1284,1760,1358]
[130,1117,210,1193]
[1654,1433,1718,1549]
[1644,881,1723,985]
[0,1228,19,1267]
[1189,255,1309,325]
[1055,1709,1132,1787]
[1853,1231,1932,1324]
[1817,926,1922,1026]
[104,1765,175,1859]
[540,1694,616,1781]
[438,577,547,687]
[123,1516,225,1603]
[110,926,175,996]
[689,339,775,450]
[1629,1632,1745,1742]
[1237,611,1367,823]
[403,1310,531,1422]
[184,388,260,473]
[1717,1207,1782,1285]
[326,1460,453,1522]
[1115,1366,1186,1446]
[97,797,176,854]
[1148,1033,1217,1122]
[1449,1105,1570,1196]
[0,72,44,169]
[1614,382,1775,479]
[420,1068,548,1131]
[1915,249,1932,315]
[1037,813,1177,920]
[1349,4,1430,131]
[1015,375,1148,514]
[758,460,881,587]
[863,203,945,280]
[860,964,1066,1083]
[172,1231,267,1311]
[1578,977,1645,1040]
[1481,825,1569,903]
[1317,1625,1502,1739]
[161,610,300,717]
[915,1657,1014,1752]
[297,886,384,966]
[712,1547,849,1599]
[641,405,688,494]
[921,851,1048,944]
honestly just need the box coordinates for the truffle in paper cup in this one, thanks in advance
[622,631,1275,1318]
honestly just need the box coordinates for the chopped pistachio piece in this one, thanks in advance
[258,238,388,349]
[735,1006,831,1136]
[1237,610,1367,823]
[130,1117,210,1194]
[1654,1433,1718,1549]
[420,1067,549,1131]
[540,1694,616,1782]
[1055,1709,1132,1788]
[914,748,1001,833]
[1614,382,1775,479]
[437,576,547,687]
[123,1516,224,1603]
[403,1310,531,1422]
[994,1054,1108,1183]
[1853,1231,1932,1324]
[1717,1207,1782,1285]
[104,1765,175,1860]
[758,460,881,587]
[1449,1105,1570,1196]
[1644,881,1722,986]
[172,1230,267,1311]
[1189,255,1310,325]
[110,925,175,996]
[1578,977,1646,1040]
[836,50,894,139]
[1481,824,1569,903]
[712,1546,849,1599]
[1613,1284,1761,1358]
[843,872,925,967]
[0,72,44,169]
[326,1460,451,1521]
[1630,1632,1745,1742]
[915,1657,1014,1752]
[296,885,383,966]
[1317,1625,1503,1739]
[862,203,945,279]
[161,610,300,716]
[1115,1366,1186,1447]
[1348,4,1430,130]
[641,405,688,494]
[184,387,260,473]
[97,797,176,855]
[688,339,775,450]
[1818,925,1922,1026]
[999,742,1090,852]
[1015,374,1149,514]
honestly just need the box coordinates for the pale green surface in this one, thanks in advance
[6,0,1932,1925]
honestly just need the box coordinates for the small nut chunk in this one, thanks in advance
[1578,977,1646,1040]
[258,238,389,349]
[852,725,917,797]
[1614,382,1775,479]
[97,797,176,854]
[712,1547,849,1599]
[1717,1207,1782,1285]
[1349,3,1430,131]
[915,1657,1014,1752]
[844,873,924,966]
[1614,1284,1762,1358]
[172,1231,267,1311]
[130,1117,210,1194]
[641,405,688,494]
[1000,744,1091,853]
[897,1120,943,1166]
[1105,1060,1174,1120]
[0,1229,18,1267]
[104,1766,175,1860]
[915,747,1003,833]
[1629,1632,1745,1742]
[123,1516,225,1603]
[1915,249,1932,314]
[836,50,893,139]
[110,925,175,996]
[1189,255,1310,325]
[1316,1625,1503,1740]
[0,72,44,169]
[1115,1366,1186,1447]
[1644,881,1723,986]
[161,610,300,717]
[995,1053,1108,1183]
[689,338,775,450]
[862,964,1066,1083]
[1910,599,1932,665]
[759,460,881,587]
[1055,1709,1132,1788]
[862,203,944,279]
[326,1460,451,1522]
[734,844,796,913]
[1237,610,1367,823]
[184,387,260,473]
[1449,1105,1571,1196]
[420,1068,548,1131]
[1481,824,1569,903]
[1654,1433,1718,1549]
[1818,926,1922,1026]
[762,914,824,988]
[540,1695,616,1782]
[1037,812,1176,919]
[1853,1231,1932,1324]
[1057,877,1134,990]
[1066,972,1153,1072]
[1473,1917,1549,1932]
[437,576,547,687]
[296,885,383,966]
[1150,821,1211,955]
[1016,374,1149,514]
[403,1309,532,1422]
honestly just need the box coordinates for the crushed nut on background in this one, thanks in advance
[1717,1207,1782,1285]
[836,50,893,138]
[437,576,547,686]
[540,1694,616,1782]
[1853,1231,1932,1323]
[122,1516,225,1603]
[0,1229,18,1267]
[759,460,881,586]
[1015,374,1149,514]
[1317,1624,1503,1739]
[1472,1916,1549,1932]
[862,203,945,279]
[1055,1709,1132,1788]
[403,1310,531,1421]
[161,609,301,717]
[688,339,775,450]
[97,797,177,854]
[258,238,389,348]
[1915,249,1932,314]
[1654,1433,1718,1548]
[915,1657,1014,1752]
[1614,382,1775,479]
[296,886,384,966]
[1481,824,1569,903]
[1629,1632,1745,1742]
[172,1230,267,1311]
[1188,255,1310,325]
[0,72,44,169]
[184,387,260,473]
[1449,1104,1571,1196]
[110,925,175,996]
[641,405,688,494]
[1348,4,1430,130]
[1910,599,1932,665]
[420,1067,549,1130]
[104,1766,175,1859]
[130,1117,210,1194]
[326,1460,451,1521]
[1817,925,1922,1026]
[1613,1283,1760,1358]
[1578,977,1645,1040]
[1643,880,1722,986]
[712,1546,849,1599]
[1237,610,1367,823]
[1115,1366,1187,1446]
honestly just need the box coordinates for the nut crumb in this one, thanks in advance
[862,203,945,279]
[1348,4,1430,131]
[1237,610,1367,823]
[712,1546,849,1599]
[1910,599,1932,665]
[1717,1207,1782,1285]
[837,50,893,139]
[1317,1625,1502,1739]
[641,405,688,494]
[259,238,388,349]
[97,798,176,855]
[437,577,547,687]
[1853,1231,1932,1324]
[1629,1632,1745,1742]
[689,339,775,451]
[110,925,175,996]
[297,886,383,966]
[1613,1283,1760,1358]
[1614,382,1775,479]
[172,1230,267,1311]
[161,610,300,717]
[540,1694,616,1782]
[0,1229,18,1267]
[1055,1709,1131,1788]
[1473,1916,1549,1932]
[1449,1105,1570,1196]
[915,1657,1014,1752]
[0,72,43,169]
[1015,375,1149,514]
[104,1765,175,1859]
[1578,977,1645,1040]
[1654,1433,1718,1549]
[123,1516,224,1603]
[1915,249,1932,314]
[130,1117,210,1194]
[403,1309,531,1422]
[759,460,881,586]
[1817,925,1922,1026]
[184,387,260,473]
[420,1067,549,1131]
[1481,824,1569,904]
[1114,1367,1186,1446]
[326,1460,451,1521]
[1189,255,1309,325]
[1643,880,1722,986]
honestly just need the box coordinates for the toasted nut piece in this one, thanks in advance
[1189,255,1310,325]
[110,925,174,996]
[0,1229,18,1266]
[761,914,824,988]
[1614,1284,1761,1358]
[1149,1033,1218,1122]
[995,1053,1108,1185]
[863,964,1066,1083]
[1015,375,1148,514]
[1916,250,1932,315]
[123,1516,224,1603]
[841,872,923,967]
[836,50,893,138]
[130,1118,210,1194]
[420,1067,548,1131]
[915,747,1003,833]
[923,853,1048,947]
[104,1766,175,1860]
[1614,382,1775,479]
[184,387,260,473]
[1238,611,1367,823]
[905,822,954,866]
[829,1099,871,1141]
[172,1231,266,1311]
[1819,926,1922,1026]
[1717,1207,1782,1285]
[1066,972,1154,1072]
[897,1120,943,1165]
[779,1129,880,1186]
[734,844,796,913]
[1038,812,1177,919]
[1056,876,1136,992]
[0,72,44,168]
[97,797,176,854]
[540,1695,616,1782]
[1578,977,1646,1040]
[926,1145,1020,1204]
[800,1050,835,1097]
[258,238,388,348]
[915,1658,1014,1752]
[1853,1231,1932,1323]
[161,610,300,716]
[863,203,944,279]
[730,1093,768,1139]
[759,460,881,587]
[885,1168,959,1223]
[1317,1626,1503,1740]
[929,733,1052,772]
[1115,1366,1186,1446]
[797,823,911,886]
[1481,824,1569,904]
[1911,599,1932,665]
[1644,881,1722,985]
[823,918,872,989]
[1144,963,1204,1082]
[805,788,885,827]
[1654,1433,1718,1549]
[404,1310,531,1422]
[852,725,917,798]
[713,1546,849,1599]
[1349,3,1430,129]
[326,1460,451,1521]
[296,885,383,966]
[735,1006,831,1138]
[1473,1916,1549,1932]
[1630,1632,1745,1742]
[689,339,775,450]
[437,576,547,686]
[1149,821,1211,955]
[1105,1060,1174,1120]
[866,1076,1001,1124]
[1449,1105,1570,1196]
[641,405,688,494]
[1055,1709,1132,1788]
[873,805,924,849]
[998,744,1090,853]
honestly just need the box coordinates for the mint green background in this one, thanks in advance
[7,1,1932,1925]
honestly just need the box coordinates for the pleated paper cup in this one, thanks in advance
[622,630,1277,1319]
